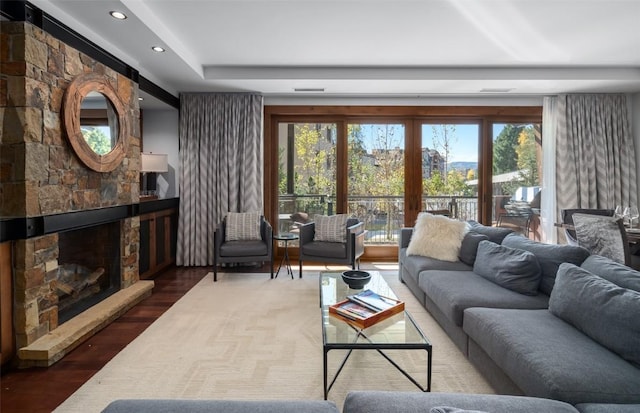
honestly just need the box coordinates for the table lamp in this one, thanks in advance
[140,153,168,198]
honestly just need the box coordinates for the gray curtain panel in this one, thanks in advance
[555,94,637,221]
[177,93,264,266]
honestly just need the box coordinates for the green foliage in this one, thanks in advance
[516,127,539,186]
[431,125,457,182]
[423,170,475,196]
[496,125,540,194]
[347,124,404,197]
[82,127,111,155]
[293,124,336,196]
[493,124,522,174]
[278,147,287,194]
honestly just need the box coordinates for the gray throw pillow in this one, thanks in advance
[458,232,489,266]
[549,263,640,367]
[502,233,590,295]
[225,212,261,241]
[473,240,542,295]
[580,255,640,292]
[314,214,349,242]
[468,222,513,244]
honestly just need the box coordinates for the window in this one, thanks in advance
[265,106,542,260]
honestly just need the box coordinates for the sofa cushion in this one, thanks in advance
[575,403,640,413]
[468,222,513,244]
[549,263,640,367]
[419,270,549,327]
[463,308,640,404]
[458,232,489,266]
[343,391,579,413]
[402,253,472,280]
[580,254,640,291]
[502,233,591,295]
[407,213,469,262]
[314,214,349,242]
[102,399,340,413]
[473,241,542,295]
[225,212,261,241]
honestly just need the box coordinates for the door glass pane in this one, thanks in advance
[421,124,479,221]
[277,123,337,236]
[492,123,542,239]
[347,123,405,245]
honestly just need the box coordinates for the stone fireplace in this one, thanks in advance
[1,22,154,366]
[56,222,122,323]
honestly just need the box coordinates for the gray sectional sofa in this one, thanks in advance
[398,221,640,406]
[101,392,640,413]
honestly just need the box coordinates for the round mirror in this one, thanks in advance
[80,92,119,155]
[63,74,129,172]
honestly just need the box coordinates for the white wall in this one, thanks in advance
[141,109,180,198]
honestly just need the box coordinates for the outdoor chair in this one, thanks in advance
[298,215,366,277]
[497,201,534,237]
[424,208,451,217]
[572,213,630,266]
[561,208,615,245]
[213,213,273,281]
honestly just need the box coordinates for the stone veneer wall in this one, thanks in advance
[0,22,141,349]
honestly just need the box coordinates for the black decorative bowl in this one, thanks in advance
[341,270,371,289]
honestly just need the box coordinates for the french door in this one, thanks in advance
[264,106,542,260]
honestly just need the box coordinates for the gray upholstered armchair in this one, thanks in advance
[213,214,273,281]
[298,216,365,277]
[561,208,615,245]
[572,213,630,266]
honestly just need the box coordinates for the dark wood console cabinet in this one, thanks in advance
[139,198,178,280]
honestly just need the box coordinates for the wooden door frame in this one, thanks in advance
[264,105,542,261]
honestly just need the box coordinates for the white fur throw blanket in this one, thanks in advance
[406,213,470,262]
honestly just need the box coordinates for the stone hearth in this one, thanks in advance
[18,280,152,367]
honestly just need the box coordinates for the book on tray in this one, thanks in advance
[329,289,404,328]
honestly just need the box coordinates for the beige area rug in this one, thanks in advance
[54,268,494,412]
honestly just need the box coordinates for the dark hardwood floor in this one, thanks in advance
[1,266,211,413]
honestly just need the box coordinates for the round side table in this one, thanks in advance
[273,233,299,279]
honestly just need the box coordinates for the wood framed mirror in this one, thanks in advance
[63,73,129,172]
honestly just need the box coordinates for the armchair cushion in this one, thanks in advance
[220,240,269,257]
[314,214,350,242]
[225,212,261,241]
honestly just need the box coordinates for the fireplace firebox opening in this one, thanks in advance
[56,222,121,324]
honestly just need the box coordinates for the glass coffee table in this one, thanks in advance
[320,271,432,399]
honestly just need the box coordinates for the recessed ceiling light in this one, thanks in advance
[294,88,325,92]
[109,11,127,20]
[138,97,144,101]
[151,46,165,53]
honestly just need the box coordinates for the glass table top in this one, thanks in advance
[320,271,431,348]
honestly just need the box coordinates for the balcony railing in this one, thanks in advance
[278,194,479,245]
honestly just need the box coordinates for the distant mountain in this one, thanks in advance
[448,161,478,171]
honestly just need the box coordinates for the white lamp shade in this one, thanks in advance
[141,153,168,172]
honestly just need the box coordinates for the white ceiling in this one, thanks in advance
[29,0,640,107]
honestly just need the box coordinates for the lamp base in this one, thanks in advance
[141,172,158,197]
